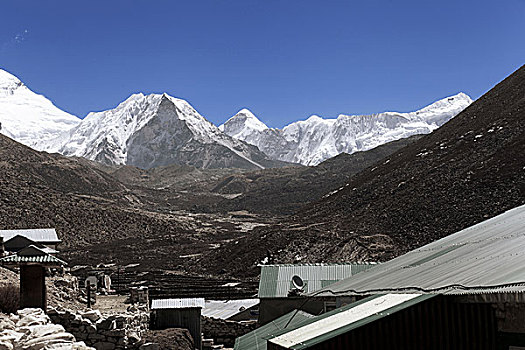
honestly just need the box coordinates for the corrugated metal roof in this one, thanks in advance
[151,298,205,310]
[202,299,259,320]
[0,253,66,265]
[313,204,525,297]
[234,310,315,350]
[268,293,433,350]
[258,263,377,298]
[0,228,60,243]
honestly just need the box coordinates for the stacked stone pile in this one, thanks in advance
[0,308,93,349]
[47,307,150,350]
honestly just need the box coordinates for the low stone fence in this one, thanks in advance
[0,308,94,349]
[201,316,256,347]
[48,307,149,350]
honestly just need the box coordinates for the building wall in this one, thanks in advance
[201,316,256,347]
[152,308,202,350]
[493,303,525,349]
[20,265,46,309]
[268,296,498,350]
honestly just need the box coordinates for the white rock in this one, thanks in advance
[20,332,75,349]
[20,325,65,340]
[0,340,13,350]
[0,320,15,331]
[139,343,160,350]
[81,310,101,323]
[16,309,45,318]
[16,315,50,328]
[0,330,24,343]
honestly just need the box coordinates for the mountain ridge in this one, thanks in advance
[1,67,471,169]
[42,92,285,170]
[220,92,472,165]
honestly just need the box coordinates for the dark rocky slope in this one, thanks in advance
[0,134,190,256]
[199,64,525,277]
[206,135,422,215]
[104,136,421,215]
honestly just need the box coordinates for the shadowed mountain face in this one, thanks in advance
[205,135,423,215]
[197,64,525,277]
[102,136,422,216]
[0,124,426,276]
[50,94,288,170]
[0,133,189,252]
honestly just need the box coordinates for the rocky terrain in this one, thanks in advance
[2,65,522,289]
[198,64,525,277]
[142,329,194,350]
[204,135,422,215]
[99,136,420,216]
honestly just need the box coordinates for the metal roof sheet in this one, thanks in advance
[234,310,315,350]
[313,204,525,297]
[268,293,433,350]
[0,252,66,266]
[40,246,59,254]
[151,298,205,310]
[258,263,377,298]
[202,299,259,320]
[0,228,60,243]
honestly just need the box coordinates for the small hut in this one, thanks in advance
[0,228,61,253]
[151,298,205,350]
[0,245,66,309]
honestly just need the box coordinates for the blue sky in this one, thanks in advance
[1,1,524,128]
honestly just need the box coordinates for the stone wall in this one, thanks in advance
[201,316,256,347]
[0,308,94,349]
[48,307,149,350]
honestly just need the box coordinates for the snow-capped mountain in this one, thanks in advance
[0,67,473,170]
[0,69,80,148]
[45,93,283,169]
[219,108,268,141]
[220,93,473,165]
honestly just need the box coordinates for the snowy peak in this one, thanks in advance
[48,93,165,164]
[0,69,23,93]
[48,92,280,169]
[0,69,80,149]
[219,108,268,138]
[406,92,473,125]
[221,93,473,165]
[0,68,473,169]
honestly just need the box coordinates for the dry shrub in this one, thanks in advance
[0,284,19,314]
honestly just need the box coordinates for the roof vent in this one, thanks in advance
[288,275,306,296]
